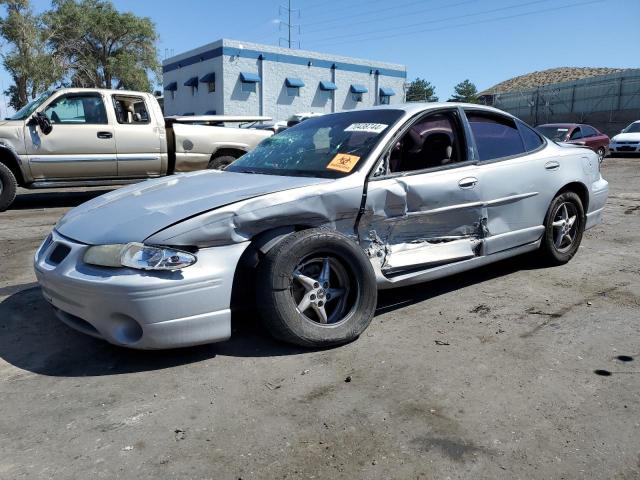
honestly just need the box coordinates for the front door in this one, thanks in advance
[25,92,117,180]
[358,108,485,275]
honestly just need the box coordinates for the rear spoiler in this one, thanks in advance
[166,115,272,125]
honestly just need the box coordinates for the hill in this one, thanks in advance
[480,67,627,95]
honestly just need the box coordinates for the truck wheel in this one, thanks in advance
[0,163,17,212]
[208,154,238,170]
[256,229,378,347]
[538,191,585,265]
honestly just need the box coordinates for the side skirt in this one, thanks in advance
[374,239,541,290]
[25,178,160,189]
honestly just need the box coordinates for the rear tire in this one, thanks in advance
[256,229,377,347]
[207,154,238,170]
[538,191,585,265]
[0,163,17,212]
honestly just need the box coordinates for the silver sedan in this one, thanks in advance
[34,103,609,349]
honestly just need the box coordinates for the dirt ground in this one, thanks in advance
[1,157,639,480]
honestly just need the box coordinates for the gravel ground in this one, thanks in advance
[0,158,639,479]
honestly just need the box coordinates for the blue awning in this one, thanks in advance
[319,81,337,91]
[350,84,368,94]
[379,87,396,97]
[204,110,217,115]
[285,77,305,88]
[200,72,216,83]
[164,82,177,91]
[240,72,261,83]
[184,77,199,87]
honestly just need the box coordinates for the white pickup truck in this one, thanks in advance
[0,88,273,210]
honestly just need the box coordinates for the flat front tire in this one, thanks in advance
[0,163,17,212]
[256,229,377,347]
[538,191,585,265]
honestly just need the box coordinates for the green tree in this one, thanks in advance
[448,79,479,103]
[405,77,438,102]
[44,0,160,91]
[0,0,60,110]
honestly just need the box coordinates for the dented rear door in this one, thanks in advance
[358,163,485,275]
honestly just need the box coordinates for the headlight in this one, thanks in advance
[84,243,196,271]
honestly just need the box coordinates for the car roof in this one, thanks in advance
[351,102,518,118]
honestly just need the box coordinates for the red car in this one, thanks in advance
[536,123,609,161]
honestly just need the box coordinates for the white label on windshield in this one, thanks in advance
[344,123,388,134]
[557,128,569,132]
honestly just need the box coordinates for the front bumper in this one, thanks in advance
[609,143,639,153]
[34,230,250,349]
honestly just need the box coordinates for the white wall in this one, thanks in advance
[163,39,407,120]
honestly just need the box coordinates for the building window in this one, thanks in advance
[200,72,216,94]
[184,77,198,96]
[379,87,396,105]
[285,77,304,98]
[242,82,256,93]
[350,84,367,103]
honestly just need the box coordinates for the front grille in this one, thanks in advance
[48,244,71,265]
[618,146,638,152]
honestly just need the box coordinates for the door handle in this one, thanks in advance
[545,161,560,171]
[97,131,113,139]
[458,177,478,189]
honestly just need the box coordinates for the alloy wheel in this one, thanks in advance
[551,202,579,253]
[290,255,354,325]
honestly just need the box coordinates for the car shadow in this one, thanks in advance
[10,189,114,210]
[0,254,546,378]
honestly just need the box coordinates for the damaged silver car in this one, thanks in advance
[34,104,609,349]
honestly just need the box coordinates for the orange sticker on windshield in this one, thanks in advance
[326,153,360,173]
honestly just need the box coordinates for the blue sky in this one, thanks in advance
[1,0,639,113]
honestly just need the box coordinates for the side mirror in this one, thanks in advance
[34,112,53,135]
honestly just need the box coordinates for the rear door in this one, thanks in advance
[25,91,117,179]
[358,107,485,274]
[111,94,162,177]
[463,110,549,254]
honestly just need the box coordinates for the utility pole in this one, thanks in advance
[279,1,300,48]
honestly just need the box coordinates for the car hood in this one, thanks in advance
[56,170,331,245]
[612,132,640,142]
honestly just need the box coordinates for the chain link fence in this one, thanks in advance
[482,69,640,137]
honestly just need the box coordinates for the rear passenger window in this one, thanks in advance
[112,95,150,124]
[466,111,525,161]
[518,122,544,152]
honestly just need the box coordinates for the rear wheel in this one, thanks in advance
[0,163,17,212]
[538,191,585,265]
[256,229,377,347]
[207,153,238,170]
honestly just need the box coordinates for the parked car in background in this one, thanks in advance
[35,103,608,350]
[609,120,640,155]
[0,88,273,211]
[536,123,609,161]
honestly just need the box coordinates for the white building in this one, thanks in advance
[162,39,407,121]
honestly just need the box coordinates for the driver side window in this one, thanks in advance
[43,94,107,125]
[386,110,465,174]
